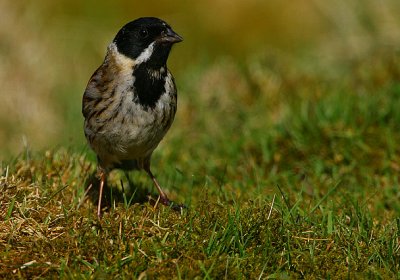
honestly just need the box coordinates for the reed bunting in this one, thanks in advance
[82,17,183,217]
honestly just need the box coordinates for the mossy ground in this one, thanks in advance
[1,49,400,279]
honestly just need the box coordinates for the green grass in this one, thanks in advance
[1,49,400,279]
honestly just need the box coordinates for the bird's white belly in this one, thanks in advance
[104,91,174,160]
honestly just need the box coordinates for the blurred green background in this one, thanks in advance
[1,0,400,159]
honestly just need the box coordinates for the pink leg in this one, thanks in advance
[141,157,171,206]
[146,169,171,206]
[97,171,106,218]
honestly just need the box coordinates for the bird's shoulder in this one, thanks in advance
[82,43,136,118]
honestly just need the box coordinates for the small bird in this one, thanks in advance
[82,17,183,217]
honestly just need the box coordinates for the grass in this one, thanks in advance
[1,48,400,279]
[2,1,400,278]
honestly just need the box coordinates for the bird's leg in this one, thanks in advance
[142,158,187,211]
[97,169,107,219]
[147,169,171,206]
[143,159,171,206]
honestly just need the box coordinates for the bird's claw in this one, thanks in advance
[158,196,187,212]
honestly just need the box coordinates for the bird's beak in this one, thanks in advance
[158,28,183,44]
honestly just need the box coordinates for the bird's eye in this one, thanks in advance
[139,28,148,38]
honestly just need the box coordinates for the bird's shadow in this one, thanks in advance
[83,171,157,212]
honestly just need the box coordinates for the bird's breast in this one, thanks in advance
[101,70,176,158]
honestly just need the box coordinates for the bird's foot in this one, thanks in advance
[159,195,171,206]
[157,195,187,212]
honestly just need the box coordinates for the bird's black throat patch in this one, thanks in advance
[132,64,167,109]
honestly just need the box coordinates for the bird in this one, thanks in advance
[82,17,183,218]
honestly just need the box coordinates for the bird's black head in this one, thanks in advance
[113,17,182,68]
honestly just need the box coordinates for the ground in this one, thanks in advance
[1,49,400,279]
[1,1,400,278]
